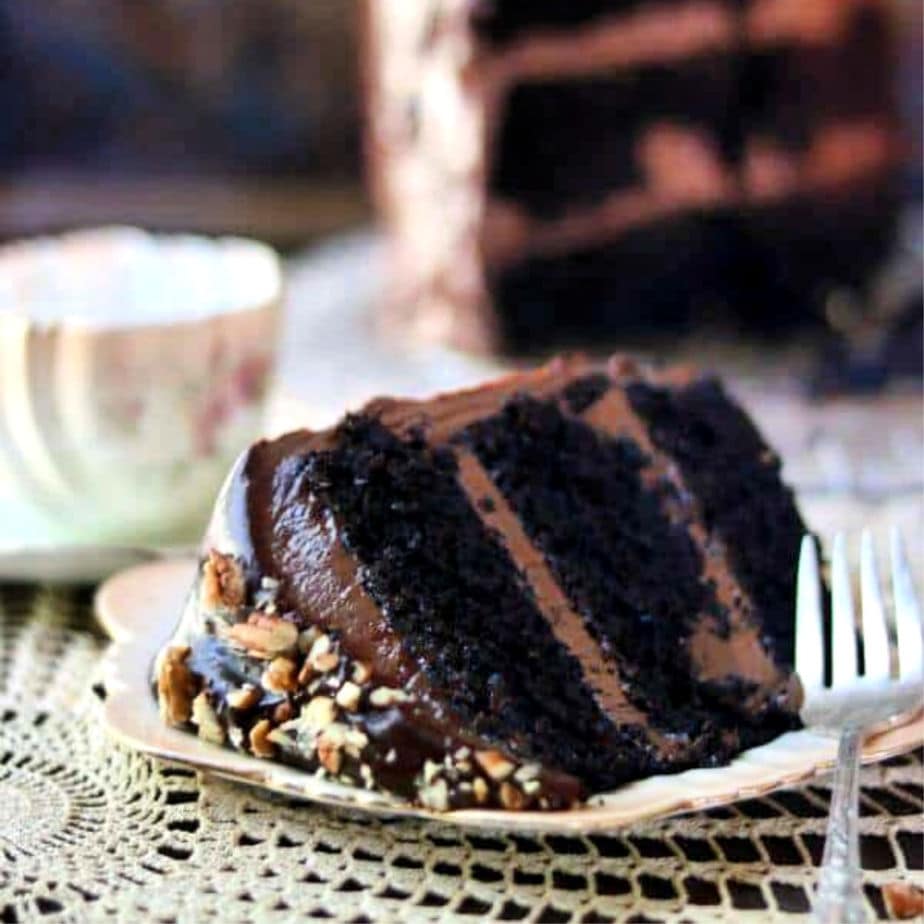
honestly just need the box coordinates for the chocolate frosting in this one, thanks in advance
[156,355,801,811]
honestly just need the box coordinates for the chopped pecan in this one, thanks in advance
[884,883,924,920]
[313,652,339,674]
[298,626,320,653]
[307,634,338,673]
[514,763,541,783]
[499,781,527,811]
[335,681,362,712]
[317,732,343,774]
[423,760,442,784]
[273,700,294,723]
[200,550,246,610]
[228,612,298,659]
[302,696,337,731]
[249,719,275,758]
[227,685,260,710]
[419,778,449,811]
[296,659,314,687]
[341,727,368,759]
[191,691,224,744]
[156,645,197,725]
[351,661,373,685]
[472,777,489,805]
[369,687,411,708]
[475,749,515,782]
[319,722,367,759]
[262,656,298,693]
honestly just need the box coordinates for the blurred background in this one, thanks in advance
[2,2,918,259]
[0,0,367,245]
[1,1,922,396]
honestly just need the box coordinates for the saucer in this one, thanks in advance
[97,558,924,834]
[0,494,190,583]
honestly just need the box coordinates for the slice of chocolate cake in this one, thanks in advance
[154,357,806,812]
[364,0,900,351]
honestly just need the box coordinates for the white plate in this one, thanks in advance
[97,559,924,834]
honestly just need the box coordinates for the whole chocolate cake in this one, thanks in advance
[364,0,900,351]
[155,357,806,812]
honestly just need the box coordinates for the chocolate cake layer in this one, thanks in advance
[735,179,900,330]
[365,0,900,352]
[297,415,628,790]
[471,0,677,45]
[154,357,807,812]
[485,120,897,271]
[627,376,804,666]
[489,216,731,350]
[490,61,738,218]
[743,4,894,137]
[460,397,726,728]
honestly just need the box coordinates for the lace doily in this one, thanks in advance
[1,585,921,923]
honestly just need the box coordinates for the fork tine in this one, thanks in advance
[860,529,891,681]
[796,535,825,691]
[830,533,859,686]
[890,527,923,680]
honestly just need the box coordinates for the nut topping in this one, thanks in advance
[227,685,260,710]
[419,778,449,812]
[298,626,320,653]
[514,763,541,783]
[302,696,337,731]
[273,700,294,723]
[475,749,515,782]
[307,633,331,659]
[249,719,275,758]
[423,760,442,785]
[499,781,527,811]
[321,723,368,759]
[262,656,298,693]
[306,635,339,674]
[472,777,489,805]
[335,681,362,712]
[368,687,411,708]
[190,692,224,744]
[201,550,246,611]
[317,732,343,774]
[352,661,373,685]
[156,645,197,725]
[297,659,314,686]
[228,613,298,659]
[883,882,924,920]
[313,652,340,674]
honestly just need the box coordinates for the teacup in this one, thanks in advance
[0,227,282,545]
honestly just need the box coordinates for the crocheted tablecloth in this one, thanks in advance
[1,584,921,924]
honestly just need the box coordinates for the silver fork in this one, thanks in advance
[796,528,923,923]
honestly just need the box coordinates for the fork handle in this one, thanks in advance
[814,726,867,923]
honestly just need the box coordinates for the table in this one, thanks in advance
[2,235,922,922]
[1,585,921,923]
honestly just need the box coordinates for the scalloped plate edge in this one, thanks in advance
[97,559,924,834]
